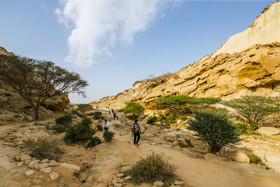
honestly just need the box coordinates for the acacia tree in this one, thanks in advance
[0,55,88,120]
[223,96,280,124]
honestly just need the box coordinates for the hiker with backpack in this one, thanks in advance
[104,119,110,131]
[131,120,141,145]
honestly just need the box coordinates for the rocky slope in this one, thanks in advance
[0,47,70,122]
[90,1,280,109]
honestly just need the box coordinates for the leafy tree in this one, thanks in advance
[77,104,93,113]
[119,101,144,119]
[223,96,280,124]
[188,109,240,153]
[0,55,88,120]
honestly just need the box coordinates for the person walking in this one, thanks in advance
[113,112,116,119]
[104,119,110,131]
[116,113,119,120]
[131,120,141,145]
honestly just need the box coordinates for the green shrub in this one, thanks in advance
[77,104,93,113]
[103,131,114,142]
[249,122,259,131]
[147,116,158,124]
[119,102,144,118]
[53,114,72,133]
[154,95,220,115]
[126,153,176,184]
[89,111,103,120]
[52,124,66,133]
[235,122,249,135]
[223,96,280,124]
[188,109,240,153]
[87,136,102,147]
[24,138,63,160]
[64,117,96,143]
[55,114,72,126]
[96,124,103,131]
[246,153,268,169]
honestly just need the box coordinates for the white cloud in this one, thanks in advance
[56,0,162,68]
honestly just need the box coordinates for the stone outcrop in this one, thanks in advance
[90,2,280,109]
[0,47,70,121]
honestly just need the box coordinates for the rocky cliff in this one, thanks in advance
[0,47,70,122]
[90,1,280,109]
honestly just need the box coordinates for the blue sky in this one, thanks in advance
[0,0,275,103]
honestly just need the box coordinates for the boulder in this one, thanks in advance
[257,127,280,136]
[232,151,250,163]
[38,163,49,170]
[20,154,31,161]
[174,181,184,186]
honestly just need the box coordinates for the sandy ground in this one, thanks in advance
[0,110,280,187]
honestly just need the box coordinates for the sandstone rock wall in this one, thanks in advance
[90,2,280,109]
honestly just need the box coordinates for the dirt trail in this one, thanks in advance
[0,111,280,187]
[90,110,280,187]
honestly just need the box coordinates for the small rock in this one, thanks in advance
[153,181,164,187]
[233,151,250,163]
[121,162,127,167]
[49,172,59,180]
[60,163,81,172]
[117,173,124,178]
[25,170,35,176]
[204,153,218,160]
[174,181,184,185]
[114,183,122,187]
[17,162,24,167]
[41,159,49,163]
[14,154,22,161]
[38,163,49,170]
[120,166,131,173]
[78,172,88,182]
[124,176,131,180]
[24,159,31,165]
[21,154,31,161]
[40,167,52,174]
[29,160,40,169]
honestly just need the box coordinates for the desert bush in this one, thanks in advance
[188,109,240,153]
[146,116,158,124]
[53,114,72,133]
[119,102,144,119]
[64,117,96,143]
[103,131,114,142]
[154,95,220,116]
[246,153,268,169]
[24,138,63,160]
[87,136,102,147]
[89,111,103,120]
[56,114,72,125]
[235,122,249,135]
[96,124,103,131]
[126,153,176,184]
[77,104,93,113]
[223,96,280,125]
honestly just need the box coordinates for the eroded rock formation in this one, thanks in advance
[91,2,280,109]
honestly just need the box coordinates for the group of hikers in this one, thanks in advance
[107,108,119,120]
[103,107,141,146]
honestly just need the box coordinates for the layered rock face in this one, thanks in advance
[0,47,70,121]
[91,2,280,109]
